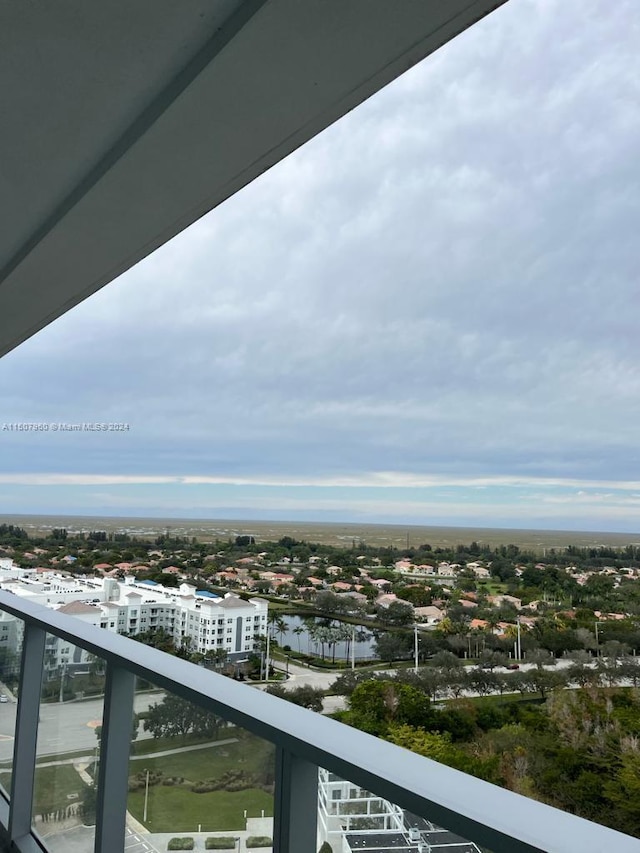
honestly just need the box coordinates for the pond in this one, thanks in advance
[270,614,377,662]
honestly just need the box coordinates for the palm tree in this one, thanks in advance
[275,616,287,646]
[310,624,332,661]
[292,624,305,653]
[334,624,352,663]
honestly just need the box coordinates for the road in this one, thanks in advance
[279,661,341,691]
[0,691,164,762]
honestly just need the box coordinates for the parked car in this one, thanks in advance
[0,694,8,703]
[507,663,520,670]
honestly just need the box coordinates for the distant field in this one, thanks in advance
[2,513,640,553]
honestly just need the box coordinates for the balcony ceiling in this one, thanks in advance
[0,0,506,358]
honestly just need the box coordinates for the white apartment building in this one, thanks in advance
[0,566,268,675]
[318,769,480,853]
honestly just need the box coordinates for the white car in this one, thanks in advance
[0,694,7,703]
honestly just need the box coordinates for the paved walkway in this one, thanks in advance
[129,736,238,761]
[36,736,239,770]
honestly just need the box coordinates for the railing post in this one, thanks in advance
[273,747,318,853]
[9,623,45,844]
[94,664,135,853]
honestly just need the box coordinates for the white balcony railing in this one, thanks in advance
[0,590,638,853]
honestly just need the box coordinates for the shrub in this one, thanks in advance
[246,837,272,848]
[205,839,236,850]
[167,838,194,851]
[318,844,333,853]
[191,782,218,794]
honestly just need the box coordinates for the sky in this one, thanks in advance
[1,0,639,532]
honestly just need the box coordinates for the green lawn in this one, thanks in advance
[131,733,273,778]
[128,786,272,832]
[31,765,90,815]
[128,733,274,832]
[476,581,508,595]
[2,766,87,815]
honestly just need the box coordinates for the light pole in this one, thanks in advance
[265,631,270,682]
[516,616,522,661]
[351,626,356,671]
[143,768,150,823]
[595,621,605,657]
[58,662,67,703]
[414,625,419,673]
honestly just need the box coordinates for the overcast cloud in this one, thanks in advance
[1,0,639,531]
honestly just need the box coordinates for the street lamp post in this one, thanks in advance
[351,626,356,671]
[58,662,67,703]
[595,621,605,657]
[265,631,270,682]
[414,625,419,674]
[143,768,150,823]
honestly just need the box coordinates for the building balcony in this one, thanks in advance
[0,590,638,853]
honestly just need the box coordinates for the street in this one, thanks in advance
[0,691,164,762]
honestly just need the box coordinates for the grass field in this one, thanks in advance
[128,733,274,832]
[1,766,87,815]
[4,513,640,552]
[33,765,89,814]
[128,786,272,832]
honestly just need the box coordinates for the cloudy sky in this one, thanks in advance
[1,0,639,532]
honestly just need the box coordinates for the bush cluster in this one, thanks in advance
[167,839,194,851]
[191,769,255,794]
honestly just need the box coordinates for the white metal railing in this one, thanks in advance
[0,590,638,853]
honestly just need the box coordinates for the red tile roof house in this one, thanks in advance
[414,605,445,625]
[376,593,413,610]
